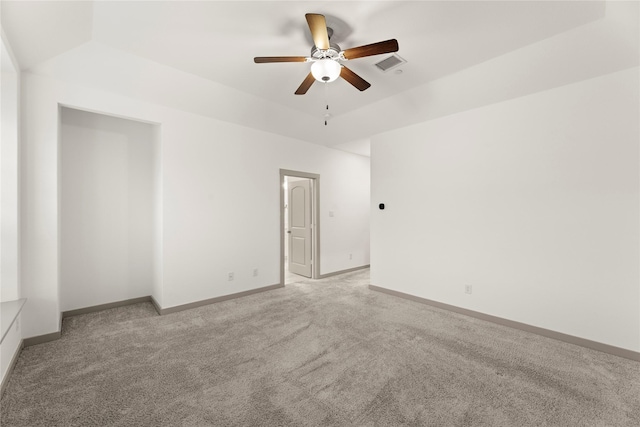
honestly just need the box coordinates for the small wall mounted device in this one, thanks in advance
[379,203,385,210]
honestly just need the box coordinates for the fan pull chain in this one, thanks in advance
[324,82,330,126]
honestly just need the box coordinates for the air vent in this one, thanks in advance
[374,54,406,72]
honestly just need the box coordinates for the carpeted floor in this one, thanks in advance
[1,269,639,426]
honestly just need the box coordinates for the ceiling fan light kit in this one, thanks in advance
[254,13,399,95]
[311,59,341,82]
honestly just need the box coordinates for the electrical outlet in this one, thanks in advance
[253,268,259,277]
[349,253,353,260]
[465,285,472,294]
[228,272,234,281]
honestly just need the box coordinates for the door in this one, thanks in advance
[288,179,312,277]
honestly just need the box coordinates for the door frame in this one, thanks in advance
[280,169,320,284]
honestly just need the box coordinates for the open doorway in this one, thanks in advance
[280,170,320,285]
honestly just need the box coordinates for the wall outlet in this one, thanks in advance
[349,253,353,260]
[329,211,335,217]
[228,272,234,281]
[253,268,259,277]
[465,285,472,294]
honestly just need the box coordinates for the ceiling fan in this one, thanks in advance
[254,13,399,95]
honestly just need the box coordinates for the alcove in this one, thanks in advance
[59,107,161,311]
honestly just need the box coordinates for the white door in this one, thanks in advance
[288,179,312,277]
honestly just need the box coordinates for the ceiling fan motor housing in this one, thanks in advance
[310,42,342,60]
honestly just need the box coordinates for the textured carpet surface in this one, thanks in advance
[1,269,639,426]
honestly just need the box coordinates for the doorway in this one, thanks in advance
[280,169,320,285]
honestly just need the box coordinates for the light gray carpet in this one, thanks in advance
[1,269,639,426]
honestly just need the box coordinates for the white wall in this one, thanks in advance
[1,33,20,302]
[321,163,371,269]
[59,108,158,311]
[371,67,639,352]
[20,70,370,338]
[160,111,370,307]
[0,32,22,391]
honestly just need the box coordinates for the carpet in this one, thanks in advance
[1,269,639,426]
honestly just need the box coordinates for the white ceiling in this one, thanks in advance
[2,1,638,155]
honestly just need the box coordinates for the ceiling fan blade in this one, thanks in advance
[342,39,399,60]
[340,66,371,91]
[295,72,316,95]
[254,56,308,63]
[305,13,330,50]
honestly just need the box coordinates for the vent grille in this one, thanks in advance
[374,54,406,72]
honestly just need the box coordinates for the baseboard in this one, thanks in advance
[62,296,153,318]
[369,285,640,362]
[158,283,284,315]
[319,265,370,279]
[24,285,284,346]
[1,339,24,398]
[26,297,156,347]
[150,296,163,316]
[23,330,60,347]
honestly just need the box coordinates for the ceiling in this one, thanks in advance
[2,1,637,155]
